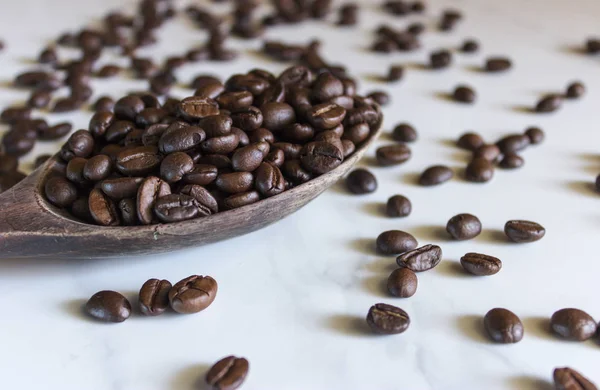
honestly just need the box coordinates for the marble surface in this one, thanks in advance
[1,0,599,389]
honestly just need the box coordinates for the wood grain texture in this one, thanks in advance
[0,125,381,259]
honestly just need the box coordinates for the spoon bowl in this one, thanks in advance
[0,124,381,259]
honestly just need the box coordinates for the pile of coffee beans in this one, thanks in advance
[42,65,382,225]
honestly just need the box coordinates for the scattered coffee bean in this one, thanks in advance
[392,123,417,143]
[550,308,597,341]
[94,96,115,112]
[386,195,411,217]
[485,57,512,72]
[586,38,600,54]
[206,356,249,390]
[376,230,418,255]
[387,268,418,298]
[535,94,562,113]
[484,308,524,343]
[376,144,411,166]
[499,153,524,169]
[346,168,377,194]
[367,91,390,106]
[419,165,453,186]
[453,85,476,103]
[446,213,481,240]
[169,275,218,314]
[139,279,172,316]
[367,303,410,334]
[27,90,51,109]
[496,134,530,154]
[504,220,545,243]
[465,158,494,183]
[460,253,502,276]
[473,144,501,162]
[461,39,479,53]
[396,244,442,272]
[553,367,597,390]
[566,81,585,99]
[387,65,404,82]
[430,50,452,69]
[524,127,544,144]
[85,290,131,323]
[45,176,77,207]
[457,132,484,151]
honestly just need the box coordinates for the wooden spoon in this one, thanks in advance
[0,125,381,259]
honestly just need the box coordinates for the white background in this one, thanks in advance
[0,0,599,389]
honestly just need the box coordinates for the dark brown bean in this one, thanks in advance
[27,90,51,109]
[387,65,404,82]
[461,39,479,53]
[306,103,346,130]
[446,213,482,240]
[376,144,411,166]
[100,177,144,199]
[419,165,453,186]
[159,125,206,154]
[94,96,115,112]
[179,185,219,215]
[524,127,544,145]
[139,279,172,316]
[200,133,240,154]
[377,230,418,255]
[39,122,72,141]
[223,190,261,210]
[282,160,312,184]
[392,123,417,143]
[386,195,411,217]
[366,303,410,335]
[465,158,494,183]
[65,157,87,184]
[206,356,249,390]
[160,152,194,183]
[300,141,343,174]
[484,308,524,343]
[215,172,254,194]
[85,290,131,323]
[184,165,218,186]
[396,244,442,272]
[553,367,597,390]
[89,188,120,226]
[453,85,476,103]
[387,268,418,298]
[83,154,113,181]
[551,308,597,341]
[566,82,585,99]
[346,168,377,194]
[535,95,562,113]
[261,102,296,132]
[473,144,501,162]
[496,134,530,154]
[116,146,162,176]
[460,253,502,276]
[504,220,545,243]
[457,132,484,151]
[177,96,220,120]
[136,176,171,225]
[485,57,512,72]
[154,194,211,222]
[255,162,285,197]
[430,50,452,69]
[231,106,263,132]
[114,95,145,121]
[199,115,233,138]
[499,153,524,169]
[216,91,254,112]
[45,176,78,207]
[168,275,218,314]
[231,142,270,172]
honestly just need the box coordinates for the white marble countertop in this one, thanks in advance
[1,0,599,389]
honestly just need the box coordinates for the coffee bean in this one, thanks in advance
[200,132,240,154]
[345,168,377,194]
[387,268,418,298]
[231,106,264,132]
[2,131,35,157]
[282,160,312,184]
[104,121,134,143]
[45,176,78,207]
[84,155,113,181]
[311,72,344,103]
[223,190,261,210]
[364,91,389,107]
[524,127,544,144]
[453,85,476,103]
[460,253,502,276]
[27,90,51,109]
[215,172,254,194]
[461,39,479,53]
[114,95,145,121]
[179,185,219,214]
[85,290,131,323]
[386,195,411,217]
[376,230,417,255]
[159,125,206,154]
[396,244,442,272]
[265,148,285,167]
[586,38,600,54]
[535,94,562,113]
[504,220,545,243]
[341,139,355,157]
[484,308,524,343]
[90,111,116,140]
[100,177,144,199]
[566,82,585,99]
[344,105,380,128]
[135,108,168,129]
[499,153,524,169]
[89,188,121,226]
[139,279,172,316]
[39,122,72,141]
[118,198,137,226]
[14,71,61,90]
[261,102,297,133]
[182,164,217,186]
[419,165,453,186]
[300,141,343,174]
[473,144,501,162]
[496,134,530,154]
[154,194,211,222]
[231,142,270,172]
[392,123,417,143]
[198,154,232,169]
[282,123,315,143]
[446,213,482,240]
[430,50,452,69]
[1,107,31,124]
[0,154,18,173]
[206,356,249,390]
[216,91,253,112]
[65,157,87,184]
[553,367,597,390]
[485,57,512,72]
[137,176,171,225]
[169,275,218,314]
[366,303,410,334]
[94,96,115,112]
[306,103,346,130]
[160,152,194,183]
[69,196,92,222]
[255,162,285,197]
[115,146,162,176]
[376,144,411,166]
[551,308,597,341]
[457,132,484,151]
[177,96,219,120]
[97,64,121,78]
[465,158,494,183]
[343,123,370,145]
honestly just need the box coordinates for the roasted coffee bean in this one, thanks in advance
[231,106,264,132]
[306,103,346,130]
[551,308,597,341]
[226,74,269,96]
[38,46,58,64]
[524,127,544,144]
[553,367,597,390]
[137,176,171,225]
[465,158,494,183]
[96,64,121,79]
[114,95,145,121]
[27,90,51,109]
[387,268,418,298]
[159,125,206,154]
[101,177,144,199]
[282,160,312,184]
[135,108,168,128]
[123,128,144,147]
[215,172,254,193]
[392,123,417,143]
[453,85,476,103]
[45,176,78,207]
[300,141,343,174]
[461,39,479,53]
[94,96,115,112]
[255,162,285,197]
[231,142,270,172]
[265,147,286,168]
[387,65,404,82]
[177,96,219,120]
[191,76,221,91]
[186,48,210,62]
[419,165,453,186]
[65,157,87,184]
[200,133,240,154]
[566,82,585,99]
[261,102,296,132]
[343,123,370,145]
[341,139,355,157]
[373,39,396,54]
[206,356,249,390]
[184,164,218,186]
[70,196,92,222]
[223,190,261,210]
[586,38,600,54]
[407,22,425,35]
[139,279,172,316]
[396,244,442,272]
[195,82,226,99]
[346,168,377,194]
[457,132,484,151]
[278,68,313,89]
[446,213,481,240]
[14,71,61,90]
[141,124,169,146]
[231,128,249,147]
[460,253,502,276]
[504,220,545,243]
[216,91,253,112]
[89,188,120,226]
[311,72,344,103]
[367,303,410,335]
[116,146,162,176]
[85,290,131,323]
[38,122,72,140]
[197,154,232,169]
[118,198,137,226]
[376,144,411,166]
[199,115,233,138]
[473,144,501,162]
[0,154,18,173]
[2,131,35,156]
[281,123,314,143]
[484,308,524,343]
[169,275,218,314]
[329,95,354,110]
[485,57,512,72]
[154,194,210,222]
[499,153,524,169]
[89,111,115,141]
[344,106,379,128]
[179,185,218,214]
[386,195,411,217]
[430,50,452,69]
[496,134,530,154]
[1,107,31,124]
[160,152,194,183]
[314,131,343,155]
[377,230,417,255]
[84,155,113,181]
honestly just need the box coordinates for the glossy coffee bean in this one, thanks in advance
[261,102,296,132]
[85,290,131,323]
[184,164,218,186]
[566,82,585,99]
[2,131,35,156]
[159,125,206,154]
[154,194,212,222]
[177,96,220,121]
[300,141,343,174]
[460,253,502,276]
[396,244,442,272]
[60,130,94,161]
[496,134,530,154]
[386,195,411,217]
[215,172,254,194]
[200,133,240,155]
[114,95,145,121]
[465,158,494,183]
[39,122,72,141]
[484,308,524,343]
[553,367,597,390]
[231,142,270,172]
[27,90,51,109]
[392,123,417,143]
[346,169,377,194]
[231,106,264,132]
[45,176,78,207]
[387,268,418,298]
[387,65,404,82]
[160,152,194,183]
[341,139,355,157]
[89,188,120,226]
[457,132,484,151]
[535,95,562,113]
[100,177,144,199]
[430,50,452,69]
[137,176,171,225]
[94,96,115,112]
[504,220,545,243]
[524,127,544,145]
[1,107,32,124]
[179,185,219,214]
[65,157,87,184]
[169,275,218,314]
[139,279,172,316]
[446,213,481,240]
[223,190,261,210]
[199,115,232,138]
[453,85,476,103]
[105,121,134,143]
[376,230,418,255]
[206,356,249,390]
[83,155,112,181]
[461,39,479,53]
[216,91,253,112]
[306,103,346,130]
[343,123,370,145]
[118,198,137,226]
[485,57,512,72]
[550,308,597,341]
[255,162,285,197]
[116,146,162,176]
[499,153,524,169]
[311,72,343,102]
[367,303,410,334]
[376,144,411,166]
[473,144,501,162]
[282,160,312,184]
[367,91,390,106]
[419,165,453,186]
